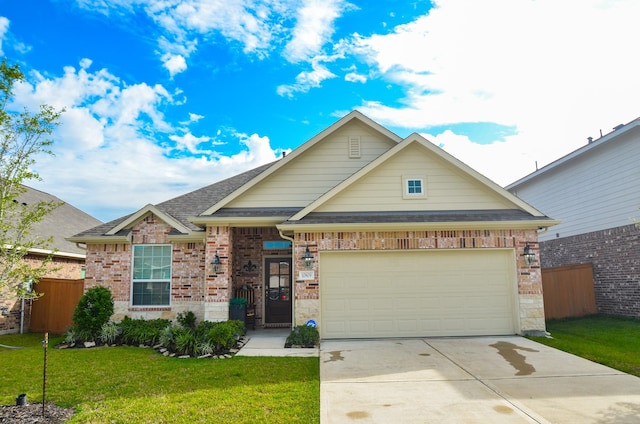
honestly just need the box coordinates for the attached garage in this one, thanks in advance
[320,249,518,339]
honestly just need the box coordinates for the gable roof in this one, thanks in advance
[198,110,402,216]
[15,186,102,257]
[277,133,557,231]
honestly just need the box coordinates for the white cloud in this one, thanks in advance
[161,53,187,77]
[345,72,366,83]
[345,0,640,185]
[12,60,281,222]
[284,0,343,63]
[277,56,338,97]
[0,16,8,54]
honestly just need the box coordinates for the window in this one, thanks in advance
[403,176,426,198]
[407,179,423,194]
[132,245,172,306]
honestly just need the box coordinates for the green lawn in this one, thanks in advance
[530,315,640,377]
[0,333,319,423]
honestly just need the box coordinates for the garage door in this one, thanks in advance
[320,249,517,338]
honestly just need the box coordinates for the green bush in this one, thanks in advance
[207,321,238,351]
[177,311,197,331]
[71,286,114,341]
[174,327,199,356]
[227,319,246,337]
[100,321,121,345]
[286,325,319,347]
[120,317,171,345]
[195,320,217,339]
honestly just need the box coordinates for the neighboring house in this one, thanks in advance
[507,118,640,318]
[69,111,558,339]
[0,186,103,334]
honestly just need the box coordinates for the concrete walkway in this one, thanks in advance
[235,328,319,357]
[320,336,640,423]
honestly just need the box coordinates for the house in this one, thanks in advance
[507,118,640,318]
[69,111,558,339]
[0,186,103,334]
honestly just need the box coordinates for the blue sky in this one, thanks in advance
[1,0,639,222]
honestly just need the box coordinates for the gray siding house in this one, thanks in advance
[507,118,640,317]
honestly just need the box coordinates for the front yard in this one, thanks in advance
[530,315,640,378]
[0,333,319,423]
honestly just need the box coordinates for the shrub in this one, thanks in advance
[177,311,197,331]
[120,317,171,345]
[207,321,237,351]
[286,325,319,347]
[100,321,121,345]
[226,319,246,337]
[71,286,114,341]
[174,328,198,356]
[195,320,217,339]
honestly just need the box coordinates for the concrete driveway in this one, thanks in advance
[320,336,640,423]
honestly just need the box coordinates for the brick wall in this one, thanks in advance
[540,224,640,317]
[85,214,211,322]
[294,228,545,334]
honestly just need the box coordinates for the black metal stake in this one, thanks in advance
[42,332,48,417]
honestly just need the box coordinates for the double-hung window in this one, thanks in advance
[132,245,172,306]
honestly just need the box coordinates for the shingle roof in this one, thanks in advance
[280,209,553,225]
[15,186,103,255]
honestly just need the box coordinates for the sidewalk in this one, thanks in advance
[235,328,319,357]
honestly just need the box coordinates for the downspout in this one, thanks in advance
[278,229,295,329]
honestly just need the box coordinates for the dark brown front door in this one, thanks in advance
[265,258,292,324]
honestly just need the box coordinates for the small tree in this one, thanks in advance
[0,59,63,299]
[72,286,114,341]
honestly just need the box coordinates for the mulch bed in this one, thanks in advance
[0,404,75,423]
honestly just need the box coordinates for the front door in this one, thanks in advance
[265,257,292,324]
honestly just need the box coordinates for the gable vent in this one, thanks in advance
[348,136,361,158]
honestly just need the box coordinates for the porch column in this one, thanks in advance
[204,225,232,321]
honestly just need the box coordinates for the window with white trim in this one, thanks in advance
[403,176,426,198]
[132,245,172,306]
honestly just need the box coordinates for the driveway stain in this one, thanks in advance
[494,405,514,414]
[346,411,369,419]
[324,350,345,363]
[489,341,539,376]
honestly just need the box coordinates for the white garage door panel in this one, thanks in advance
[320,250,517,338]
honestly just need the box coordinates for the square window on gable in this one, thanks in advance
[403,176,426,199]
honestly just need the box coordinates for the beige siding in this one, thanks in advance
[227,121,397,208]
[316,144,516,212]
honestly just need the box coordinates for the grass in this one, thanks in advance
[0,333,319,423]
[530,314,640,377]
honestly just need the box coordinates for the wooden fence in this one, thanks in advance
[29,278,85,334]
[541,263,597,320]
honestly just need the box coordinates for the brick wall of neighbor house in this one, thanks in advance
[293,229,545,334]
[85,213,209,322]
[232,227,292,322]
[0,254,85,334]
[540,224,640,318]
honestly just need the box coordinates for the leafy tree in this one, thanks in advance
[0,59,64,299]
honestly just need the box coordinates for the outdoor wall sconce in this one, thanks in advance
[211,251,222,273]
[302,246,314,268]
[523,243,536,266]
